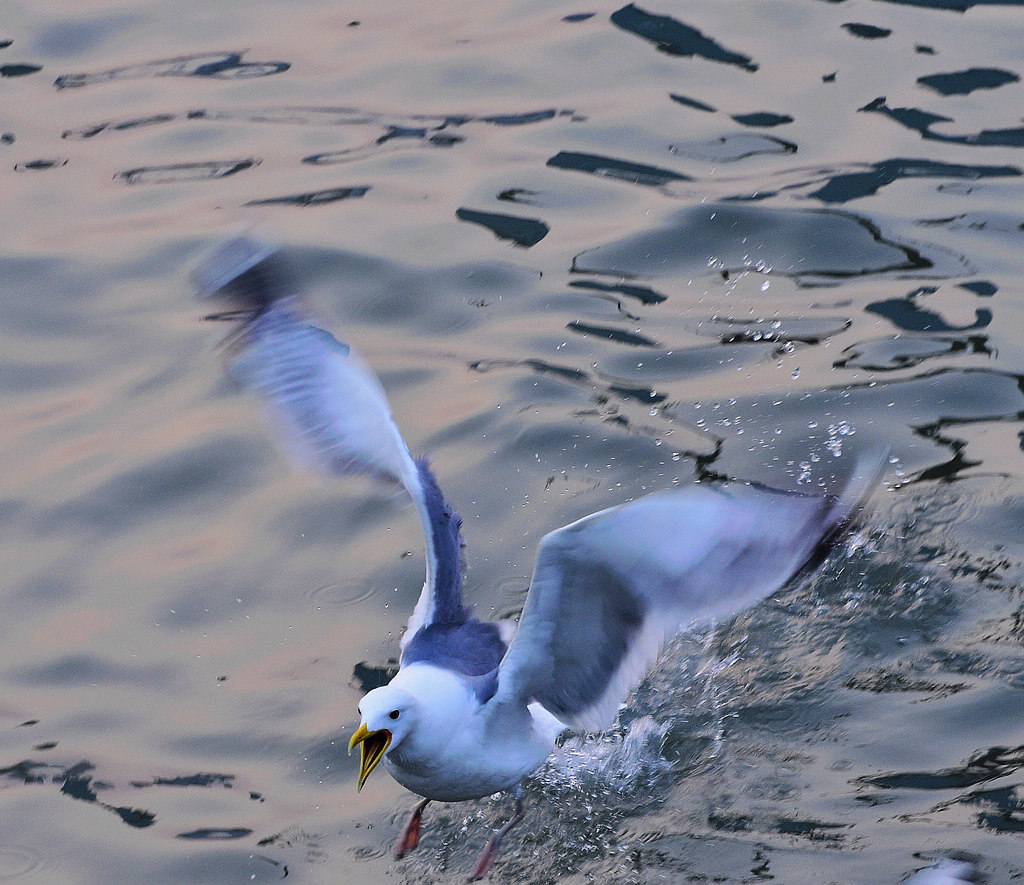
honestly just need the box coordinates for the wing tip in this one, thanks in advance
[192,233,292,307]
[794,445,888,579]
[829,445,890,529]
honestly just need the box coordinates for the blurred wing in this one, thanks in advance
[195,235,419,488]
[496,453,883,732]
[226,305,420,489]
[194,237,462,637]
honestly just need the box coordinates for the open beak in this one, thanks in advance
[348,724,392,791]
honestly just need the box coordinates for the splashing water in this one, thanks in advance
[546,714,672,795]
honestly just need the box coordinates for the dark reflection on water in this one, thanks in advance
[61,106,579,176]
[351,660,400,694]
[857,744,1024,835]
[879,0,1020,9]
[683,368,1024,488]
[569,279,667,305]
[918,67,1020,96]
[842,23,892,40]
[13,158,67,172]
[455,207,549,248]
[53,51,290,89]
[806,159,1020,205]
[611,4,758,72]
[1,64,42,78]
[835,334,993,372]
[246,186,370,207]
[116,159,261,185]
[697,316,851,344]
[859,744,1024,791]
[671,132,797,163]
[63,113,187,140]
[573,203,951,280]
[862,97,1024,149]
[177,828,253,841]
[669,93,716,113]
[866,286,992,333]
[730,111,793,128]
[301,107,576,166]
[547,150,692,186]
[959,281,997,297]
[134,773,235,788]
[567,320,659,348]
[844,666,969,699]
[3,758,155,829]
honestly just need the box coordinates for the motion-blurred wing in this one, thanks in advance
[194,235,420,489]
[194,237,465,639]
[227,307,419,487]
[496,454,883,732]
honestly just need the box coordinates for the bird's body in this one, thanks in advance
[195,235,884,878]
[371,663,564,802]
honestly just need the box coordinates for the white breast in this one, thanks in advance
[382,664,565,801]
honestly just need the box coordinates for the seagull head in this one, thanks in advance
[348,685,419,791]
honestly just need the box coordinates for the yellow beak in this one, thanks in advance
[348,723,392,791]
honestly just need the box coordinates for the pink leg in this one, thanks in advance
[469,796,525,881]
[394,797,431,858]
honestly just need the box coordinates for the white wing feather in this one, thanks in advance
[226,303,420,490]
[194,237,438,637]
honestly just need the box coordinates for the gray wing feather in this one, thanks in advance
[497,453,884,732]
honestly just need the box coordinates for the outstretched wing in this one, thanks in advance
[195,235,420,488]
[230,308,423,485]
[193,235,463,641]
[495,453,884,732]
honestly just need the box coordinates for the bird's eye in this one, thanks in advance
[389,709,400,720]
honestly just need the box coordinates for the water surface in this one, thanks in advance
[3,1,1024,882]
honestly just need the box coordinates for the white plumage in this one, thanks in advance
[195,235,884,879]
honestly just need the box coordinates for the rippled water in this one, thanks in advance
[4,1,1024,882]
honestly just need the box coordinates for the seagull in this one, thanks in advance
[195,235,884,880]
